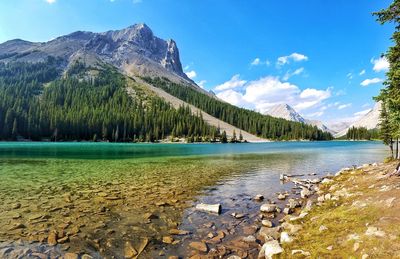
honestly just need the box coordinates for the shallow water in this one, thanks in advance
[0,141,388,258]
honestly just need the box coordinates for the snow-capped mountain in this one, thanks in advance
[265,104,334,133]
[335,102,382,137]
[265,104,307,123]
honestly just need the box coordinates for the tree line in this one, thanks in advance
[345,127,380,140]
[0,59,229,142]
[374,1,400,159]
[144,77,333,141]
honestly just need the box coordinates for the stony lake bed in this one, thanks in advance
[0,141,388,258]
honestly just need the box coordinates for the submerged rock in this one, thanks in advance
[195,203,221,214]
[189,241,208,252]
[169,229,190,235]
[254,194,264,201]
[124,241,138,259]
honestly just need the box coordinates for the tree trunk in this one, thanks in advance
[390,138,394,159]
[396,138,399,159]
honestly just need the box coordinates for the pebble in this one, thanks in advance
[162,236,174,244]
[254,194,264,201]
[169,229,190,235]
[261,220,273,228]
[64,253,79,259]
[124,241,138,258]
[47,231,58,246]
[280,232,293,243]
[242,235,256,243]
[189,241,208,253]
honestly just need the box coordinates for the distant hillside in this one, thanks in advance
[265,103,335,134]
[145,77,333,141]
[335,102,381,138]
[0,24,333,142]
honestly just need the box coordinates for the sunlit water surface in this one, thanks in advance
[0,141,388,258]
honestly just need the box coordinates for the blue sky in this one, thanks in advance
[0,0,393,125]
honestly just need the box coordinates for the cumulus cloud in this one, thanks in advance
[371,57,389,72]
[283,67,304,81]
[360,77,383,87]
[214,76,331,113]
[338,103,351,110]
[185,70,197,79]
[277,53,308,66]
[250,57,270,66]
[45,0,56,3]
[214,74,247,91]
[307,111,324,117]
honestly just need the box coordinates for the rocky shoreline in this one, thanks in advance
[1,160,397,259]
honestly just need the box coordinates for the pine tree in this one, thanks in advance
[221,130,228,143]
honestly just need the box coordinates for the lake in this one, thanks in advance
[0,141,388,258]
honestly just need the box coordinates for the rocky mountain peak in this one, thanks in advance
[0,23,190,83]
[265,103,306,123]
[265,103,335,134]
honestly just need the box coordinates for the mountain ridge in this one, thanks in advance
[264,103,335,134]
[0,23,195,85]
[335,102,382,137]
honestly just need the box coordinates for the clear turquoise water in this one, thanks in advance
[0,141,388,161]
[0,141,389,258]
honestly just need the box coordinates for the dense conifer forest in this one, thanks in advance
[0,59,219,142]
[0,58,333,142]
[345,127,380,140]
[144,77,333,141]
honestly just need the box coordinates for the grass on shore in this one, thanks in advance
[282,162,400,258]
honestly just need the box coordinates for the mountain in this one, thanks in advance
[265,103,307,123]
[335,102,382,137]
[0,24,192,83]
[265,104,335,133]
[326,121,352,133]
[0,24,332,142]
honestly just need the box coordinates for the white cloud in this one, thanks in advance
[251,58,261,66]
[360,77,383,87]
[216,89,250,107]
[359,69,366,76]
[215,76,331,113]
[214,74,247,91]
[197,80,207,89]
[250,57,270,66]
[307,111,324,117]
[185,70,197,79]
[338,103,351,110]
[346,72,353,80]
[354,109,371,117]
[335,89,346,96]
[45,0,56,3]
[283,67,304,81]
[362,103,370,108]
[371,57,389,72]
[277,53,308,66]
